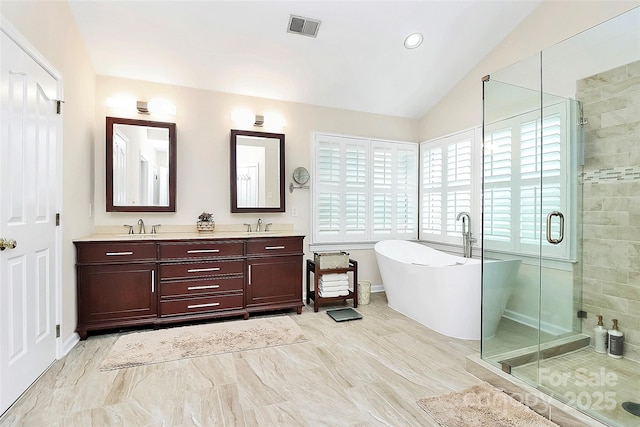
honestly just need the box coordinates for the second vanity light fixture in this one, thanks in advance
[231,109,285,130]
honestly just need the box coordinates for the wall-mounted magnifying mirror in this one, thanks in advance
[230,129,285,213]
[106,117,176,212]
[290,166,310,193]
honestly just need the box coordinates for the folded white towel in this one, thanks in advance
[318,289,350,298]
[320,273,349,282]
[318,279,349,287]
[319,284,349,292]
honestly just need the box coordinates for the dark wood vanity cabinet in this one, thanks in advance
[75,242,158,340]
[245,238,304,314]
[157,241,248,321]
[75,235,304,339]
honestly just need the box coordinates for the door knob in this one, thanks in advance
[0,238,17,251]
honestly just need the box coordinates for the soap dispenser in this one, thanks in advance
[608,319,624,359]
[594,315,607,354]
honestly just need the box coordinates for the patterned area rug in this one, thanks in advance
[100,316,306,371]
[417,382,557,426]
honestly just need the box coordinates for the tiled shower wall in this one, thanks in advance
[578,60,640,363]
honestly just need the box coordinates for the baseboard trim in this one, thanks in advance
[60,332,80,358]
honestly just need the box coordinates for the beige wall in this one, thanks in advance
[1,1,96,345]
[95,75,419,287]
[418,0,639,142]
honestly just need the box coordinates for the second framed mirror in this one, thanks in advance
[230,129,285,213]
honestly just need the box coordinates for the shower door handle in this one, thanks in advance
[546,211,565,244]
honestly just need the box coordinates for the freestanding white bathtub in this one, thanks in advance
[374,240,520,340]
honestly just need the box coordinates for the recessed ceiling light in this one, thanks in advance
[404,32,423,49]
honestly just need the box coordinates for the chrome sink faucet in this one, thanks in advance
[137,218,146,234]
[256,218,262,232]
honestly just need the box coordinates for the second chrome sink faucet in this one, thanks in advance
[242,218,272,233]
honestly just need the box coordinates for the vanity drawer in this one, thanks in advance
[161,277,244,297]
[76,242,157,263]
[159,241,243,260]
[160,259,244,279]
[245,237,303,256]
[160,294,244,317]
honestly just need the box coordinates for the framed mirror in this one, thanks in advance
[230,129,285,213]
[106,117,177,212]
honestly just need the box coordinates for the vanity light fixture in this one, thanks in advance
[404,32,423,49]
[231,109,285,130]
[107,96,176,115]
[136,101,150,114]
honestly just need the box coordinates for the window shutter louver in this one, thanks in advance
[420,130,476,243]
[313,134,417,244]
[483,103,570,259]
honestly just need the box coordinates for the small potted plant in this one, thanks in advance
[196,211,215,233]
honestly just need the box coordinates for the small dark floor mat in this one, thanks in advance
[622,402,640,417]
[327,307,362,322]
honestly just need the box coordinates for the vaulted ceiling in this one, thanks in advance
[68,0,541,119]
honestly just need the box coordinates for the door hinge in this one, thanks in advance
[56,213,60,226]
[55,100,64,114]
[577,117,588,126]
[577,310,587,319]
[56,324,60,338]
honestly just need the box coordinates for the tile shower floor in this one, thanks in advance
[513,348,640,427]
[0,293,482,426]
[485,319,640,426]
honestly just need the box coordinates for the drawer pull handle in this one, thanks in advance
[187,285,220,290]
[265,246,285,250]
[186,249,220,254]
[106,251,134,256]
[187,302,220,309]
[187,267,221,273]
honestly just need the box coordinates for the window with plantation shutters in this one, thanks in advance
[312,133,418,244]
[420,129,479,245]
[483,101,571,259]
[371,142,418,240]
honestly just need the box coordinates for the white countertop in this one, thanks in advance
[74,230,305,242]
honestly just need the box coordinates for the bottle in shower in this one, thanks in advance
[594,315,607,354]
[608,319,624,359]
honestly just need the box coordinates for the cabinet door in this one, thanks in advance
[246,255,302,308]
[77,263,157,325]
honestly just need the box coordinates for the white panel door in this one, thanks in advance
[0,30,59,415]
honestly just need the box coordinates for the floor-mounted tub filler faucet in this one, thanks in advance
[456,212,476,258]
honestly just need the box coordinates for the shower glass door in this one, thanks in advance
[481,51,584,388]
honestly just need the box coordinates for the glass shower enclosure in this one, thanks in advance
[481,8,640,427]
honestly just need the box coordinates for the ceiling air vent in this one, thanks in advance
[287,14,321,38]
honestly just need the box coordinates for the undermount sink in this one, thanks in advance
[117,234,157,239]
[242,232,278,236]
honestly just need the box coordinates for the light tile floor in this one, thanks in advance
[0,293,482,426]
